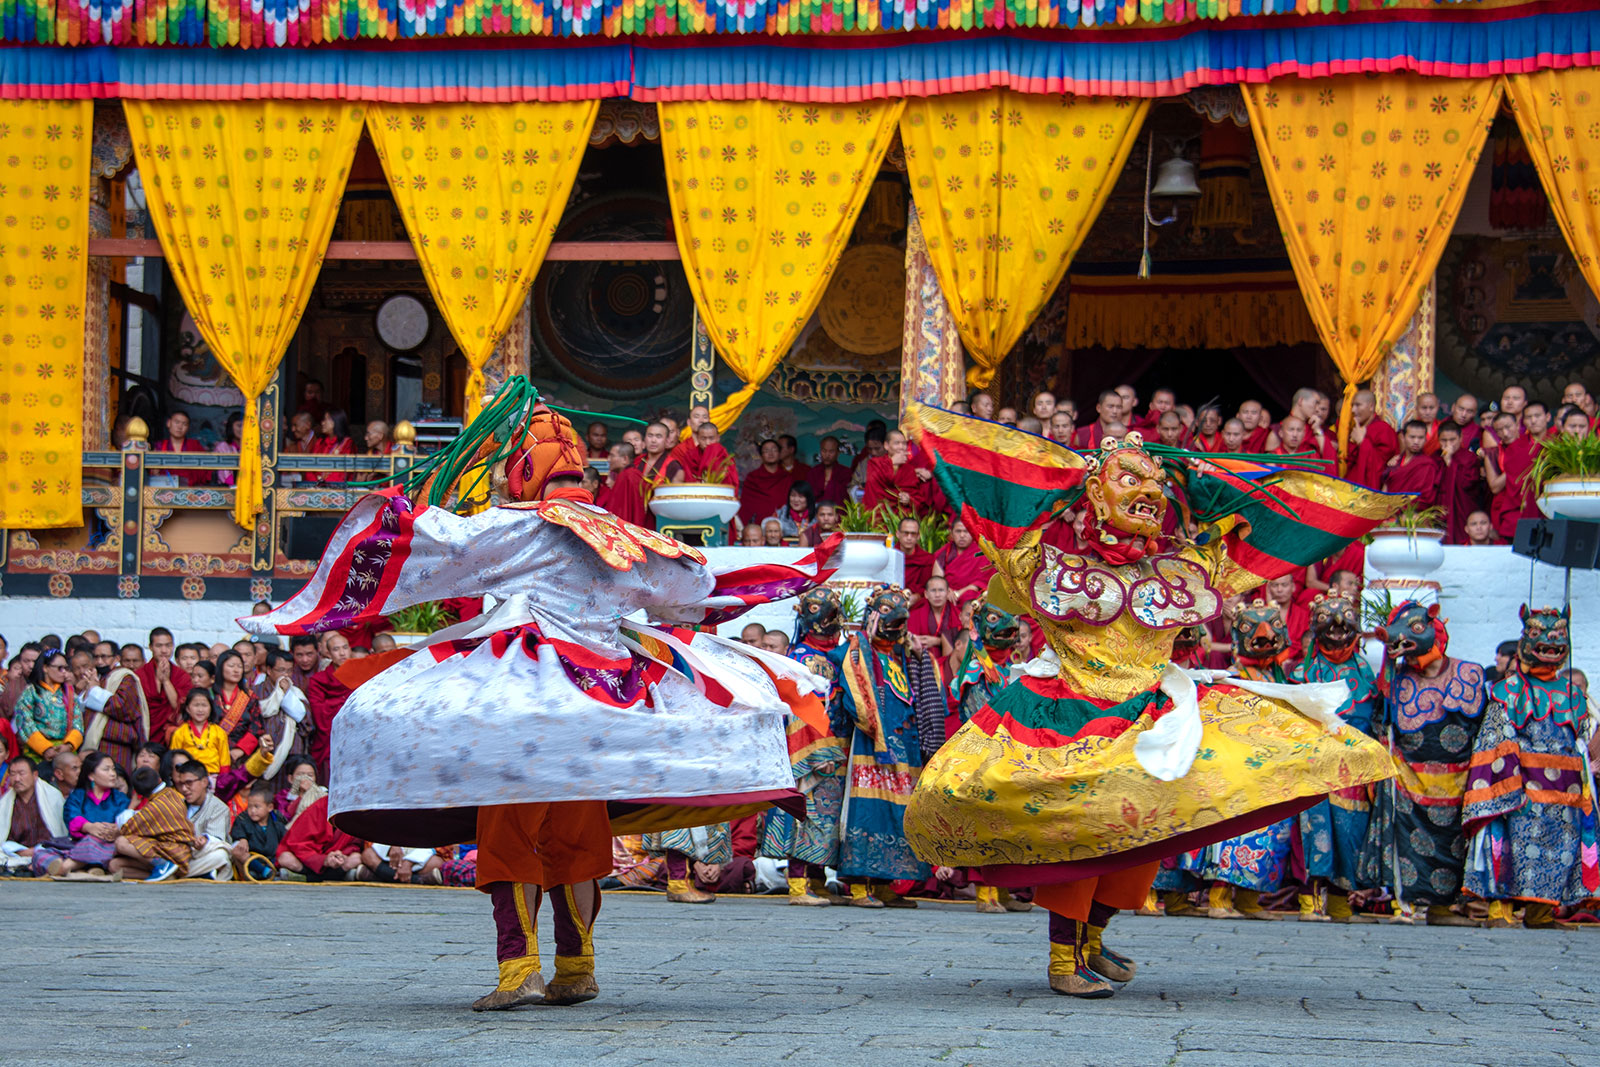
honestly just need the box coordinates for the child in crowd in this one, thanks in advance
[230,781,288,880]
[168,689,231,776]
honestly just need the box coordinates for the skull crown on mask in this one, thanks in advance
[1308,593,1360,655]
[1517,604,1570,671]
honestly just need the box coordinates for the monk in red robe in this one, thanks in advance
[598,443,652,528]
[136,628,191,744]
[1072,391,1123,450]
[1237,399,1272,454]
[933,519,995,605]
[1381,420,1444,509]
[307,633,354,783]
[806,435,851,506]
[1345,390,1399,489]
[1486,413,1543,539]
[778,435,811,484]
[895,515,935,599]
[631,422,675,530]
[864,430,934,516]
[152,411,210,487]
[909,576,963,663]
[1435,423,1485,545]
[738,438,794,530]
[667,422,738,489]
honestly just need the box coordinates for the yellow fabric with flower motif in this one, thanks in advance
[125,100,364,530]
[366,102,599,427]
[0,100,90,529]
[1241,76,1499,472]
[1503,70,1600,317]
[900,91,1149,391]
[660,100,904,432]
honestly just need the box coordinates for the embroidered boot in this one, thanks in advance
[1083,903,1137,983]
[976,885,1007,914]
[788,876,830,906]
[1522,901,1558,929]
[1207,883,1242,919]
[1298,890,1330,922]
[664,853,715,904]
[1234,888,1273,920]
[1484,899,1517,929]
[1000,888,1034,913]
[472,882,546,1011]
[1046,914,1113,999]
[1164,890,1202,918]
[849,882,885,909]
[545,881,602,1005]
[1136,889,1161,916]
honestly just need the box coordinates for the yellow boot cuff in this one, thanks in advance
[496,954,541,993]
[787,877,811,897]
[1048,942,1076,977]
[553,954,594,984]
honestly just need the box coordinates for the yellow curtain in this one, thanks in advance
[660,100,905,431]
[126,100,363,529]
[366,102,599,426]
[1242,75,1500,472]
[0,101,91,529]
[1503,70,1600,308]
[900,90,1149,391]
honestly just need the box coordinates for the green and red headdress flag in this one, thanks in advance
[903,402,1086,549]
[1182,456,1410,585]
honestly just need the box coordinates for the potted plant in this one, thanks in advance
[649,465,740,525]
[1365,505,1447,582]
[1527,434,1600,520]
[387,602,458,647]
[838,591,864,633]
[834,500,897,584]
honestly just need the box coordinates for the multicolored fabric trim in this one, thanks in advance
[16,8,1600,100]
[1187,458,1408,584]
[276,487,419,635]
[968,675,1164,748]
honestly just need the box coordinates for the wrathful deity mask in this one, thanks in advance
[1377,600,1444,667]
[1518,604,1570,675]
[1082,434,1168,543]
[1231,601,1288,661]
[866,586,911,645]
[1309,594,1361,657]
[796,588,844,643]
[975,603,1021,654]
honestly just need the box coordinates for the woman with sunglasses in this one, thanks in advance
[13,650,83,765]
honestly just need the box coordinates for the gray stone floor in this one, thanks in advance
[4,881,1598,1067]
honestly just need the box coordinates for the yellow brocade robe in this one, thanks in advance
[903,528,1394,880]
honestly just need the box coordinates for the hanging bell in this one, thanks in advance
[1151,155,1201,198]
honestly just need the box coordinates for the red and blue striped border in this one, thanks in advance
[6,5,1600,101]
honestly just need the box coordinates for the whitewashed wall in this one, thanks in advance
[1366,545,1600,673]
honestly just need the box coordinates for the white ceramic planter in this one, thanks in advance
[387,631,428,648]
[1537,475,1600,521]
[648,482,740,524]
[1365,528,1446,581]
[835,531,896,584]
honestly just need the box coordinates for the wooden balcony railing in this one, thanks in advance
[3,419,422,603]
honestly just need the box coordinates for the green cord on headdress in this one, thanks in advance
[347,376,649,512]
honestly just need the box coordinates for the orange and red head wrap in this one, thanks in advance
[505,403,587,502]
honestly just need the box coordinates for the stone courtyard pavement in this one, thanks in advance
[4,881,1597,1067]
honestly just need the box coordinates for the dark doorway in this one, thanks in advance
[1069,344,1331,422]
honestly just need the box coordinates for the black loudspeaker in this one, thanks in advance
[284,514,343,560]
[1513,518,1600,569]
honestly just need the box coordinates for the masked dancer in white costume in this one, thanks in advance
[246,380,838,1010]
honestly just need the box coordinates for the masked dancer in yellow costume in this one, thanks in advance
[901,405,1406,998]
